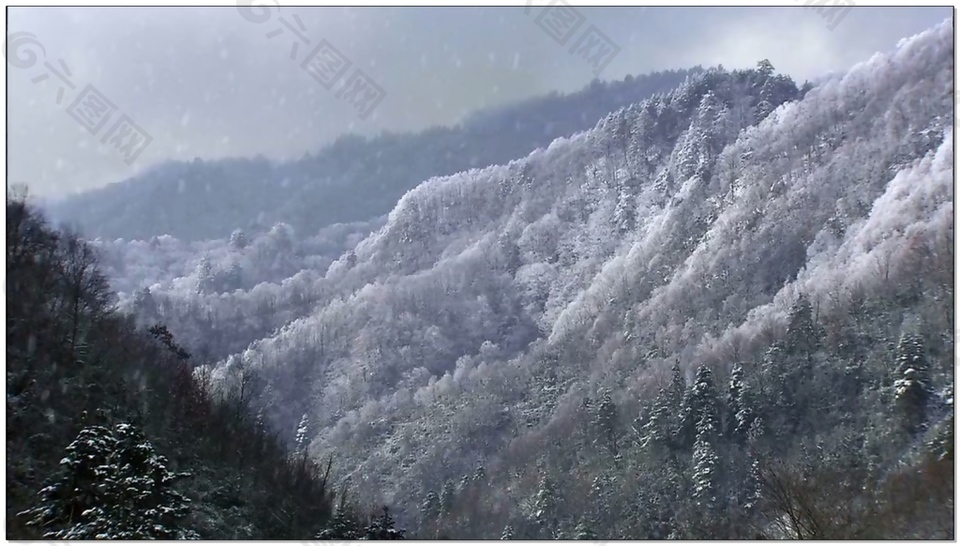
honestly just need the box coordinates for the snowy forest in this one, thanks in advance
[9,15,955,540]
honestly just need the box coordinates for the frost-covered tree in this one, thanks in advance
[595,389,620,455]
[317,501,362,540]
[746,416,765,447]
[195,254,214,295]
[420,490,440,522]
[741,458,761,511]
[786,294,820,357]
[677,365,719,449]
[294,413,310,454]
[132,287,158,324]
[893,333,931,435]
[363,506,405,539]
[473,465,487,485]
[532,473,559,533]
[727,364,756,443]
[574,517,598,539]
[439,479,456,516]
[229,228,247,250]
[589,473,614,525]
[668,363,687,408]
[691,412,719,510]
[500,524,515,540]
[640,388,672,451]
[19,423,196,539]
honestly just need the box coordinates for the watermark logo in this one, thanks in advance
[798,0,855,31]
[4,31,153,166]
[266,13,310,60]
[534,0,586,46]
[526,0,622,76]
[66,84,117,134]
[301,39,352,90]
[335,69,386,121]
[237,1,387,121]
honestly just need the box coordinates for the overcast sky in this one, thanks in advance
[7,5,952,198]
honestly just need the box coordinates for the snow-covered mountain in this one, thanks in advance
[84,19,952,538]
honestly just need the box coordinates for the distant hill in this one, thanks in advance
[47,67,702,242]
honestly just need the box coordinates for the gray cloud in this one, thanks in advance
[7,5,951,198]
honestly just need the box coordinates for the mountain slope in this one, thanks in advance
[91,19,956,538]
[188,21,953,537]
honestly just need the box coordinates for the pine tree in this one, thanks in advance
[532,473,559,533]
[317,498,362,540]
[929,382,954,461]
[500,524,515,540]
[727,364,756,443]
[589,473,613,526]
[439,479,456,516]
[195,255,214,294]
[639,389,671,450]
[473,465,487,485]
[294,413,310,455]
[132,287,158,322]
[786,294,820,357]
[667,363,687,410]
[229,228,247,250]
[677,365,719,449]
[691,412,719,510]
[743,458,761,510]
[893,332,931,435]
[746,416,765,447]
[595,389,620,456]
[20,423,196,539]
[574,518,598,539]
[224,261,243,291]
[419,490,440,522]
[363,506,405,539]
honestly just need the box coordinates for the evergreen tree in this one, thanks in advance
[639,389,671,450]
[786,294,820,357]
[473,465,487,485]
[500,524,515,540]
[744,458,761,510]
[20,423,197,539]
[595,389,620,455]
[132,287,158,323]
[727,364,756,443]
[589,473,613,526]
[317,498,362,540]
[677,365,719,449]
[574,517,598,539]
[419,490,440,522]
[439,479,456,516]
[229,228,247,250]
[363,506,405,539]
[756,58,775,79]
[294,413,310,455]
[746,416,765,448]
[195,255,214,294]
[667,362,687,409]
[223,261,243,291]
[691,412,719,510]
[532,473,559,534]
[893,333,931,435]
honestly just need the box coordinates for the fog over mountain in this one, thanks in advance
[7,6,955,541]
[8,6,949,197]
